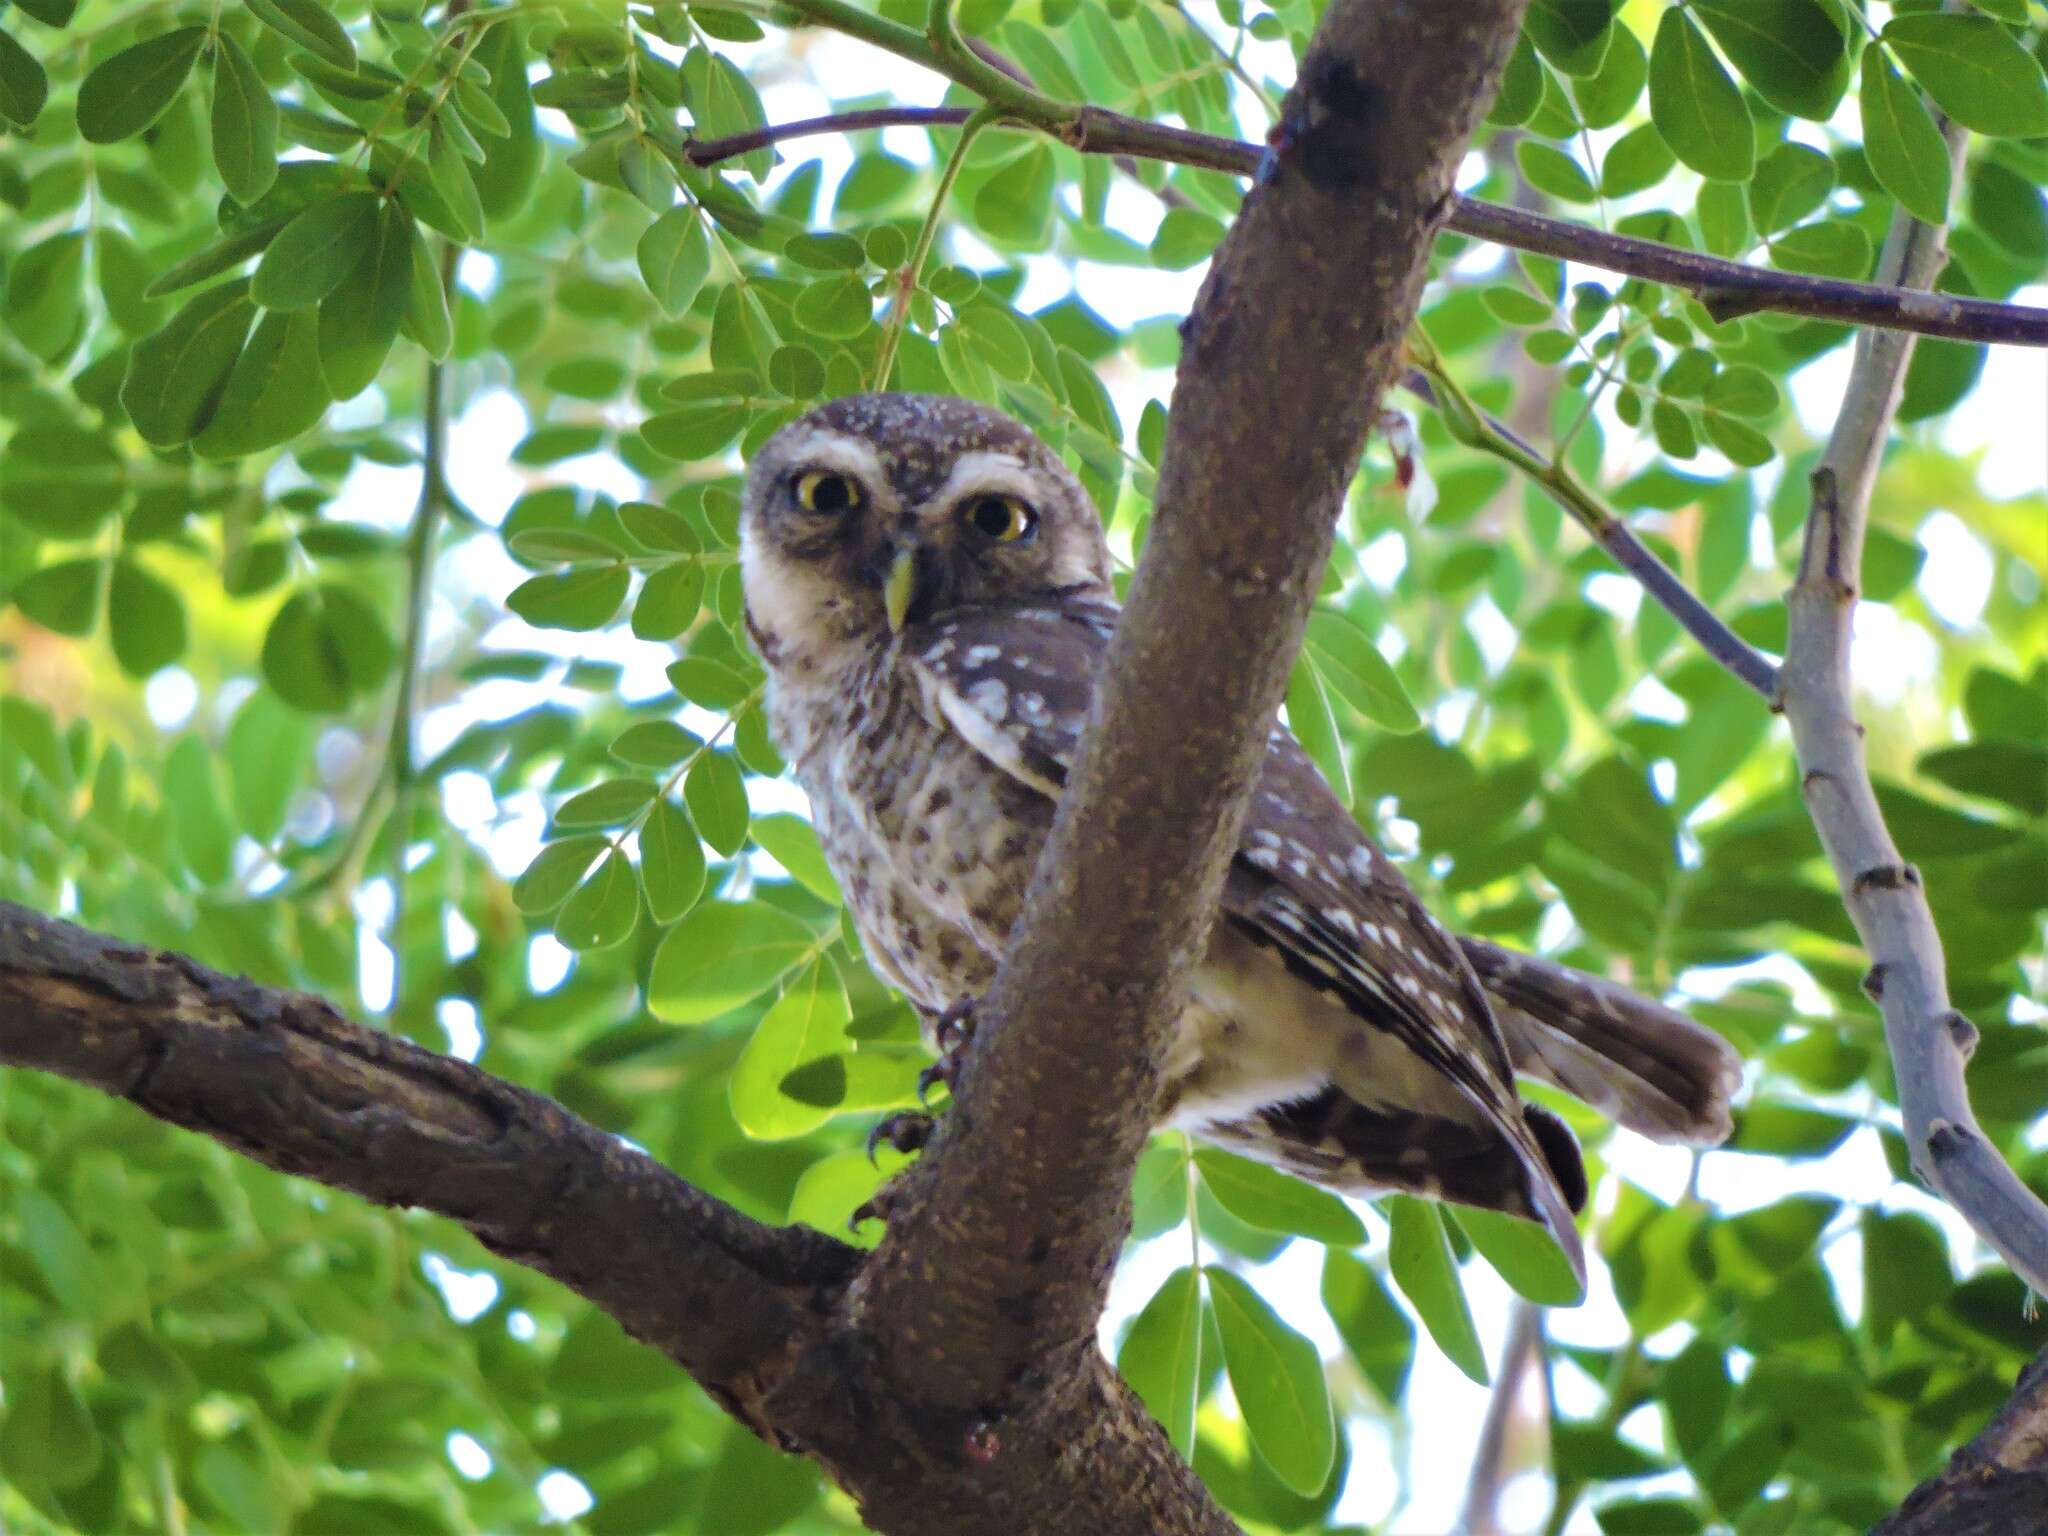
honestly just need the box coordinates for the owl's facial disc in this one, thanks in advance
[740,395,1113,667]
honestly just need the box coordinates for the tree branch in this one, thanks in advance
[1778,124,2048,1295]
[0,902,858,1423]
[0,901,1231,1534]
[850,0,1534,1433]
[1398,361,1779,700]
[1875,1346,2048,1536]
[682,107,2048,350]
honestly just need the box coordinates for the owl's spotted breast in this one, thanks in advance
[765,641,1043,1019]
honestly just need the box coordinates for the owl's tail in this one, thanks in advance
[1459,939,1743,1147]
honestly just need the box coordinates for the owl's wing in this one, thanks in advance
[904,602,1523,1104]
[903,602,1583,1270]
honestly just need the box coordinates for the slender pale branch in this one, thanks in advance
[1778,123,2048,1296]
[682,107,2048,349]
[1401,353,1780,699]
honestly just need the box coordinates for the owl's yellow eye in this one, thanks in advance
[795,471,860,514]
[963,494,1037,543]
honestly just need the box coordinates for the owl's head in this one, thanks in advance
[739,394,1112,669]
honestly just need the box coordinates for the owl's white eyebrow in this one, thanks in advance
[775,430,892,490]
[931,451,1040,509]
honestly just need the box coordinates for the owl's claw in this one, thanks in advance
[917,997,980,1105]
[867,1111,933,1162]
[931,997,978,1054]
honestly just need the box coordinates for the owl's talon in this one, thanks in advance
[867,1111,933,1161]
[931,997,978,1053]
[915,1057,956,1107]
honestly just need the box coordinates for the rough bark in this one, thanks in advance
[0,2,1534,1531]
[851,0,1532,1428]
[1873,1348,2048,1536]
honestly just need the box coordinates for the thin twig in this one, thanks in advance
[683,106,2048,349]
[1778,115,2048,1296]
[1458,1300,1547,1536]
[1400,356,1780,699]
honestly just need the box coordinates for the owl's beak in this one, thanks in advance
[883,546,918,633]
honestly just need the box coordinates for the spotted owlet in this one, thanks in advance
[739,393,1741,1278]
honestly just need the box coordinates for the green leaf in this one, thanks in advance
[1748,143,1834,236]
[253,193,379,310]
[76,26,205,142]
[1453,1206,1585,1305]
[319,199,414,396]
[0,1365,100,1490]
[225,690,312,843]
[731,957,852,1137]
[1919,743,2048,820]
[1601,123,1676,198]
[1387,1196,1487,1383]
[554,849,640,950]
[426,119,485,241]
[639,796,707,924]
[0,422,126,534]
[513,835,609,914]
[402,234,454,361]
[0,27,48,128]
[638,205,711,316]
[248,0,356,71]
[107,559,187,676]
[471,22,540,221]
[1690,0,1851,120]
[1881,14,2048,138]
[1703,364,1781,418]
[1204,1266,1336,1496]
[630,560,705,639]
[260,583,393,712]
[553,778,656,829]
[144,220,289,299]
[750,813,840,903]
[1150,207,1225,269]
[120,279,255,445]
[507,564,630,631]
[1194,1149,1367,1246]
[13,559,102,636]
[1525,0,1619,77]
[791,273,872,341]
[1117,1267,1203,1458]
[166,733,235,884]
[1965,666,2047,742]
[1285,657,1348,805]
[1650,9,1754,181]
[648,899,816,1023]
[210,31,278,204]
[193,306,331,459]
[973,144,1056,245]
[1321,1251,1414,1405]
[3,230,87,362]
[1860,51,1953,225]
[1517,141,1598,203]
[1861,1208,1953,1340]
[1303,608,1422,732]
[685,750,749,857]
[667,656,757,710]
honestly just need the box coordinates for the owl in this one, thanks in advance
[738,393,1742,1279]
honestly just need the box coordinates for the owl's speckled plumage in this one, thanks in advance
[741,394,1742,1280]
